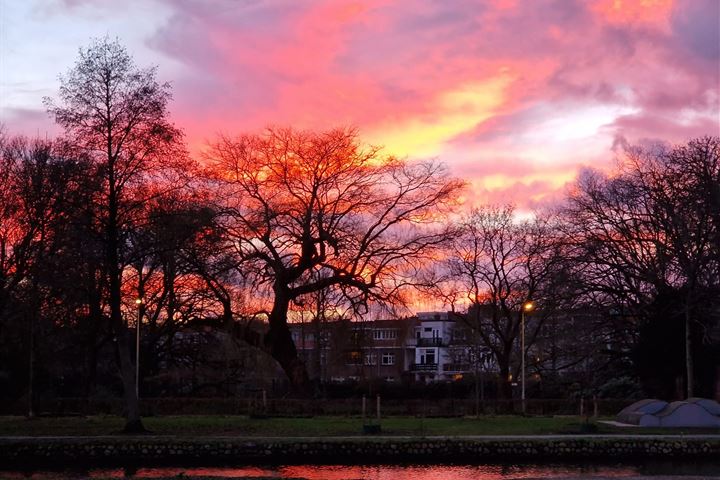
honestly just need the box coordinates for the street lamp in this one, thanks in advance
[521,300,535,414]
[135,298,143,399]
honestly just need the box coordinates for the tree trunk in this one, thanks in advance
[84,290,102,398]
[220,298,233,329]
[27,310,34,418]
[313,314,322,382]
[266,290,311,396]
[497,356,513,412]
[109,265,143,432]
[684,297,694,398]
[84,334,98,398]
[498,364,512,400]
[107,186,144,433]
[112,314,143,432]
[474,362,480,417]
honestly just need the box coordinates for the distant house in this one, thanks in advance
[290,317,413,383]
[154,307,618,394]
[289,311,489,383]
[410,311,471,382]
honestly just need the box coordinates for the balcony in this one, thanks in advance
[410,362,438,372]
[443,363,471,372]
[416,337,443,347]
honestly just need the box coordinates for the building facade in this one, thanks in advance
[290,311,487,383]
[289,307,613,389]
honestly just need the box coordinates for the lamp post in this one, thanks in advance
[135,298,143,399]
[521,300,535,414]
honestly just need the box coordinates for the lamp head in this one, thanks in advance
[522,300,535,312]
[135,298,143,305]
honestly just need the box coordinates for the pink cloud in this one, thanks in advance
[6,0,717,210]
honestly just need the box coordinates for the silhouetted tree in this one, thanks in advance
[438,205,573,400]
[45,37,189,431]
[124,195,226,393]
[205,127,463,393]
[565,136,720,398]
[0,136,93,412]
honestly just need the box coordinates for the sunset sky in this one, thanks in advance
[1,0,718,209]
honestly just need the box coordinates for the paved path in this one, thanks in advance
[1,433,720,441]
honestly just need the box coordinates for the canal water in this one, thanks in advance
[3,462,720,479]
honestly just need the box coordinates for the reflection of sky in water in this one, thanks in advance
[0,464,648,479]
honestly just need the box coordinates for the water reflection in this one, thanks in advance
[6,463,714,479]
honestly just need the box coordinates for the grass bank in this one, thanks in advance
[1,415,719,437]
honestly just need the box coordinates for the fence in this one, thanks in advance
[1,396,631,417]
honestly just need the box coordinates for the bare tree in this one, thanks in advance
[0,136,30,326]
[45,37,189,431]
[564,136,720,398]
[443,205,572,400]
[0,137,86,414]
[204,127,463,393]
[122,196,224,394]
[642,137,719,397]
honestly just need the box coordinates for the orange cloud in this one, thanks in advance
[592,0,674,27]
[367,72,515,157]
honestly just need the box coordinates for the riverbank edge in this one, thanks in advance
[1,435,718,467]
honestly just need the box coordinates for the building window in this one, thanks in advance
[348,351,362,364]
[373,329,398,340]
[420,349,436,365]
[381,352,395,365]
[364,353,377,365]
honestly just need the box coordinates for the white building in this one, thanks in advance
[408,312,481,382]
